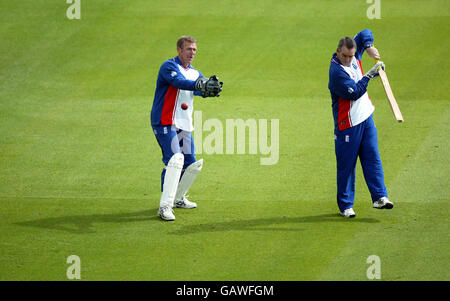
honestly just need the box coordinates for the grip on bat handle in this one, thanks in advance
[374,59,381,70]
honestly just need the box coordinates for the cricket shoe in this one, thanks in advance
[373,197,394,209]
[174,196,197,209]
[158,206,175,221]
[340,208,356,218]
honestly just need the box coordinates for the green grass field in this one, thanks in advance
[1,0,449,281]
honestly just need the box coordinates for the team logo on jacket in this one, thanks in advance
[171,71,177,77]
[348,87,354,94]
[352,63,357,69]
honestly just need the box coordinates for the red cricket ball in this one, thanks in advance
[181,102,188,110]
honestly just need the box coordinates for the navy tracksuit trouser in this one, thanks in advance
[335,114,388,212]
[152,125,196,192]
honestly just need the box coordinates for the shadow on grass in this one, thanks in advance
[16,209,160,234]
[16,211,379,235]
[169,213,380,235]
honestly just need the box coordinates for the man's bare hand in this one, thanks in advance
[365,46,380,60]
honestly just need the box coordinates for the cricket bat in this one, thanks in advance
[375,59,404,122]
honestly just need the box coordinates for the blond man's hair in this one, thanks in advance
[177,36,197,49]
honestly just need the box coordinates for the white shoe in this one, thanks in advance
[174,196,197,209]
[373,197,394,209]
[340,208,356,218]
[158,206,175,221]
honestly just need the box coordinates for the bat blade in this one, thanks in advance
[378,69,404,122]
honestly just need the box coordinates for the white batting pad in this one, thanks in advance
[175,159,203,202]
[160,153,184,208]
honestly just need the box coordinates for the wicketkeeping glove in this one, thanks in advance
[195,75,223,97]
[365,61,385,79]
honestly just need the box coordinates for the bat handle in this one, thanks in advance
[374,58,381,70]
[373,46,381,69]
